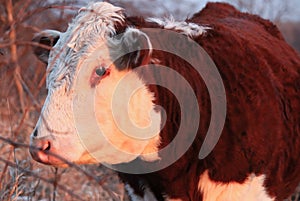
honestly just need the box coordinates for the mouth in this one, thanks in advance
[29,147,69,168]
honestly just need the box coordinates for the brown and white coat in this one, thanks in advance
[30,2,300,201]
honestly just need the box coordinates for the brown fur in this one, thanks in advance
[118,3,300,201]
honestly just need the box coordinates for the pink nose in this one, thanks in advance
[29,132,52,165]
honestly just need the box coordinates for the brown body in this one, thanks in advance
[30,2,300,201]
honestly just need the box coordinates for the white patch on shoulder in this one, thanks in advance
[125,184,144,201]
[198,170,275,201]
[147,17,210,37]
[125,184,158,201]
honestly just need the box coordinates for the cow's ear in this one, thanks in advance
[32,30,61,64]
[111,28,152,70]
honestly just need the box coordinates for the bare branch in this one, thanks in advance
[19,4,80,24]
[0,14,5,24]
[0,41,52,50]
[6,0,25,113]
[0,136,107,185]
[0,135,122,200]
[0,157,83,201]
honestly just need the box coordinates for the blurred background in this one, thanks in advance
[0,0,299,200]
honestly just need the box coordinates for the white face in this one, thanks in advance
[32,36,161,166]
[30,2,161,167]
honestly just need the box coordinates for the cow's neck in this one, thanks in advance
[117,157,203,201]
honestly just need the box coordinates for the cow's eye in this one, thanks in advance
[90,66,111,87]
[96,67,108,77]
[95,66,110,78]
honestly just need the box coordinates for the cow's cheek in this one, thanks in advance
[54,134,94,163]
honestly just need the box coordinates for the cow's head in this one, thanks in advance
[30,2,161,167]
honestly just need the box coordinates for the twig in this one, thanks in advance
[12,107,30,137]
[18,76,40,108]
[0,100,15,190]
[0,135,121,200]
[0,136,105,184]
[8,173,25,201]
[0,149,13,191]
[13,0,33,26]
[0,13,5,24]
[19,4,80,24]
[0,157,82,201]
[6,0,25,113]
[52,168,58,201]
[0,41,52,50]
[7,95,22,200]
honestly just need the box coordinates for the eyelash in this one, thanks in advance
[90,66,110,87]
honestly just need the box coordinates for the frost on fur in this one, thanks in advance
[147,16,210,37]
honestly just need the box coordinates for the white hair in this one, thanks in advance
[46,2,125,92]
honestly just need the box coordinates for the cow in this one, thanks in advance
[30,2,300,201]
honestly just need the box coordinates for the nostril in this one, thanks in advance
[33,129,38,137]
[41,141,51,152]
[29,138,54,165]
